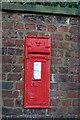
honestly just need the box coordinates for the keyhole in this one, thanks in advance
[33,83,34,86]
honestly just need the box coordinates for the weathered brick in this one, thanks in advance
[18,31,23,39]
[2,91,19,98]
[51,34,63,41]
[61,99,71,107]
[68,65,78,74]
[2,30,17,38]
[16,82,23,90]
[24,15,37,23]
[51,67,58,74]
[37,16,45,23]
[60,82,78,91]
[8,48,16,55]
[15,48,23,56]
[50,90,65,98]
[70,34,78,42]
[18,57,24,64]
[50,98,59,106]
[2,39,15,47]
[15,40,23,47]
[58,26,68,32]
[2,65,12,72]
[25,24,35,30]
[50,83,58,90]
[7,74,22,81]
[2,56,16,64]
[37,25,46,31]
[59,67,68,74]
[2,22,13,29]
[66,91,78,98]
[51,58,62,65]
[4,99,14,107]
[12,14,23,21]
[2,82,13,90]
[12,65,22,73]
[2,74,6,80]
[15,99,23,107]
[48,25,57,32]
[14,23,24,30]
[71,42,78,51]
[52,41,69,49]
[51,49,64,58]
[72,99,80,106]
[69,26,78,33]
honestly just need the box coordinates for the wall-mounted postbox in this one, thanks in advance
[24,36,51,108]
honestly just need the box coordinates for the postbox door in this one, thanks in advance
[24,56,50,108]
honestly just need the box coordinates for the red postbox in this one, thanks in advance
[24,36,51,108]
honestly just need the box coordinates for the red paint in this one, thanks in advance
[24,36,51,108]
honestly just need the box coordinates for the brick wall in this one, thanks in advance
[2,12,80,119]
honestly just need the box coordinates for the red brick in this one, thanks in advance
[2,91,19,98]
[2,55,16,64]
[66,91,78,98]
[15,40,23,47]
[51,34,63,41]
[18,57,24,64]
[14,23,24,30]
[2,65,12,72]
[2,39,15,46]
[62,99,71,107]
[50,98,59,106]
[58,26,68,32]
[4,99,14,107]
[2,22,13,29]
[48,25,57,32]
[52,41,69,49]
[25,24,35,30]
[16,82,23,90]
[12,65,22,73]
